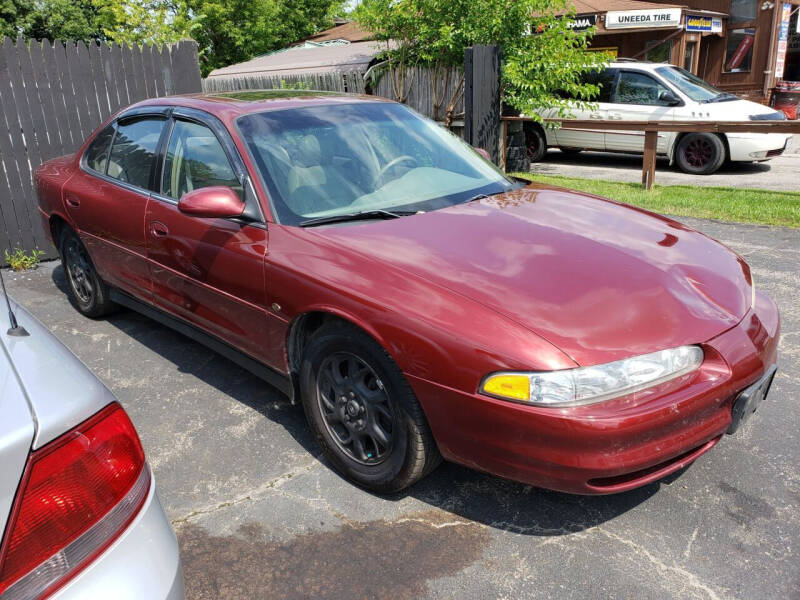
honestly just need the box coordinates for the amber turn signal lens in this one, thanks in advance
[481,374,531,402]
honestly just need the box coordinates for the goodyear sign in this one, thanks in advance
[685,15,723,33]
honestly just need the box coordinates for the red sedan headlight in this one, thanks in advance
[481,346,704,406]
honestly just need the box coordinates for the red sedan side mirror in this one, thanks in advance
[475,148,491,161]
[178,186,245,219]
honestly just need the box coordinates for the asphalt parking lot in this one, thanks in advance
[530,136,800,192]
[5,216,800,600]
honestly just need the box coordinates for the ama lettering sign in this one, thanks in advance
[605,8,682,29]
[567,15,597,30]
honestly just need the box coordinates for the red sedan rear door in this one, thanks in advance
[63,111,169,300]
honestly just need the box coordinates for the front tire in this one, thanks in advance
[60,228,115,318]
[299,322,441,493]
[675,133,725,175]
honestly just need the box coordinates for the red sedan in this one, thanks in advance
[35,92,779,494]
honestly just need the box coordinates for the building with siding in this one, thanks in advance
[568,0,800,103]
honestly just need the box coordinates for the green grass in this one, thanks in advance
[512,173,800,228]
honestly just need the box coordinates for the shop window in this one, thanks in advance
[730,0,757,23]
[725,28,756,72]
[684,41,698,73]
[645,40,672,63]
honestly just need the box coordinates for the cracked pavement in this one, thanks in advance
[4,216,799,599]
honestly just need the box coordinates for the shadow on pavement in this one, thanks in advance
[52,264,674,537]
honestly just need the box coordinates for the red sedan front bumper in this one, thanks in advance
[409,291,780,495]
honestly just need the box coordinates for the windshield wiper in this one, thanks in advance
[704,93,738,103]
[299,209,418,228]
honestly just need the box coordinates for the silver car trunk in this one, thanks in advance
[0,319,35,543]
[0,291,116,540]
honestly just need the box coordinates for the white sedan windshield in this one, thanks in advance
[237,102,514,226]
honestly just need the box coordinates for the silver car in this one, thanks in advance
[0,280,183,600]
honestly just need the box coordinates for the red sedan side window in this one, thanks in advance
[160,120,242,201]
[106,118,165,190]
[84,125,115,174]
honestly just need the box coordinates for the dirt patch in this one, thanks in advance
[179,511,491,600]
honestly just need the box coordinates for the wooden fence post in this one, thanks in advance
[464,45,501,164]
[641,130,658,190]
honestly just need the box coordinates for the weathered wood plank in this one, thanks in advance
[87,41,111,120]
[171,40,201,94]
[76,41,102,134]
[28,39,64,160]
[146,45,165,97]
[105,43,127,114]
[52,40,84,151]
[42,39,75,154]
[128,43,147,102]
[5,38,50,250]
[17,37,50,163]
[119,44,136,108]
[0,43,23,252]
[0,41,38,251]
[67,40,98,141]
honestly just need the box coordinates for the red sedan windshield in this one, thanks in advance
[236,102,514,226]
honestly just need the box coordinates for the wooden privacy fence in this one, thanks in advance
[372,65,465,124]
[202,71,366,94]
[501,117,800,189]
[201,65,466,130]
[0,36,201,258]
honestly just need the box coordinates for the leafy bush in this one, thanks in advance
[4,248,45,271]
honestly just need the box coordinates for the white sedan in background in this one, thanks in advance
[527,60,791,175]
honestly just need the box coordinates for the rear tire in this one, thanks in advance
[59,228,115,318]
[524,124,547,162]
[675,133,725,175]
[299,322,441,493]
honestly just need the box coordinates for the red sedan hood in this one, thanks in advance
[314,185,751,366]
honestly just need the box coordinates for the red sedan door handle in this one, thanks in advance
[65,195,80,208]
[150,221,169,238]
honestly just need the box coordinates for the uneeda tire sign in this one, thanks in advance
[605,8,682,29]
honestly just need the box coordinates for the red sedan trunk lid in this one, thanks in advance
[315,185,751,366]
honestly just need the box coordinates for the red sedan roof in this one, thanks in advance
[132,90,391,124]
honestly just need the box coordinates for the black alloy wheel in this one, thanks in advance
[299,321,441,493]
[63,236,94,306]
[59,228,115,318]
[316,352,395,465]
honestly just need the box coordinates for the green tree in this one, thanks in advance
[17,0,103,42]
[188,0,346,76]
[94,0,192,45]
[355,0,610,120]
[1,0,29,39]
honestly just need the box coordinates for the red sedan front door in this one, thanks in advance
[145,115,277,366]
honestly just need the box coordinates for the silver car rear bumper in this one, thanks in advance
[52,472,184,600]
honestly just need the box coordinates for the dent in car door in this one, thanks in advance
[146,118,275,365]
[63,117,166,299]
[604,71,675,153]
